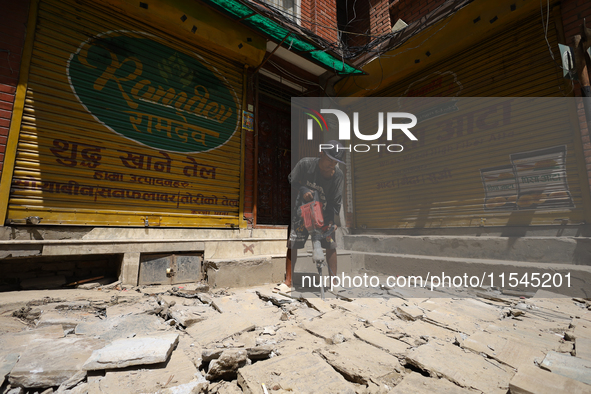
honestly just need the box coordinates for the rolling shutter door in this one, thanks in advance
[353,12,589,229]
[8,0,244,227]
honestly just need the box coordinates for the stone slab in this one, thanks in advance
[302,309,364,342]
[576,337,591,361]
[353,327,409,356]
[98,348,199,393]
[540,351,591,385]
[0,353,19,387]
[421,298,502,335]
[405,341,514,394]
[186,314,255,347]
[237,351,357,394]
[509,365,591,394]
[0,325,65,356]
[9,337,105,388]
[83,333,179,370]
[75,314,169,341]
[0,316,27,334]
[106,299,161,318]
[388,373,476,394]
[36,309,101,330]
[318,339,401,385]
[463,331,546,369]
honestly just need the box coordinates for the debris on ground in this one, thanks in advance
[0,281,590,393]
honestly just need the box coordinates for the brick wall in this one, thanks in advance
[390,0,447,26]
[0,0,30,179]
[560,0,591,196]
[301,0,338,44]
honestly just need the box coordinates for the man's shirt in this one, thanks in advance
[288,157,343,224]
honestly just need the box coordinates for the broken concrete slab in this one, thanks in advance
[353,327,409,356]
[9,337,105,388]
[0,325,65,357]
[388,372,477,394]
[238,351,357,394]
[540,351,591,385]
[393,305,425,321]
[75,314,169,341]
[97,346,199,393]
[337,298,396,323]
[157,374,208,394]
[317,339,402,385]
[206,349,248,381]
[169,305,212,328]
[0,316,27,334]
[405,340,514,394]
[106,298,162,318]
[463,331,546,369]
[0,353,19,387]
[36,309,101,330]
[302,309,364,342]
[509,365,591,394]
[83,333,179,371]
[186,314,255,347]
[421,298,502,334]
[575,337,591,361]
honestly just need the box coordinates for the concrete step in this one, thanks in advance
[343,234,591,264]
[352,251,591,298]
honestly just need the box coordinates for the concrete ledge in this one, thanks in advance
[354,251,591,297]
[344,234,591,264]
[205,255,285,289]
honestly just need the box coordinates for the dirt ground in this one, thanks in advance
[0,279,590,394]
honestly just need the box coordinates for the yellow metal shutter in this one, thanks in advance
[352,12,590,229]
[8,0,245,227]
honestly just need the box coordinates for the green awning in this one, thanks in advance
[202,0,363,75]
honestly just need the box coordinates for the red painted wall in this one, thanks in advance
[0,0,30,178]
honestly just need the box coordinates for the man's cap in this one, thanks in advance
[323,140,346,164]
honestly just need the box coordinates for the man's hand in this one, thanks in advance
[303,191,314,202]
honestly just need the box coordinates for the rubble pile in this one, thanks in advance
[0,281,590,393]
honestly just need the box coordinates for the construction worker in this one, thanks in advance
[274,140,345,292]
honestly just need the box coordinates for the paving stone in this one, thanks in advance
[388,372,477,394]
[575,337,591,361]
[0,316,27,334]
[405,340,514,394]
[302,309,364,342]
[353,327,409,356]
[421,298,502,334]
[75,314,169,341]
[318,339,402,385]
[0,325,65,358]
[36,309,100,330]
[0,353,19,387]
[98,347,199,393]
[337,298,395,322]
[540,351,591,385]
[237,351,357,394]
[169,305,211,328]
[509,365,591,394]
[186,313,255,347]
[106,299,162,318]
[9,337,105,388]
[83,333,179,370]
[463,331,546,369]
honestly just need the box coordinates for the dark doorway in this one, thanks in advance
[256,95,291,225]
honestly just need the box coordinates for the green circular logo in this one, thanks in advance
[68,31,239,153]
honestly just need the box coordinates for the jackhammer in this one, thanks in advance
[298,191,336,300]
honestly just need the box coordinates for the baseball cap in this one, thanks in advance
[323,140,346,164]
